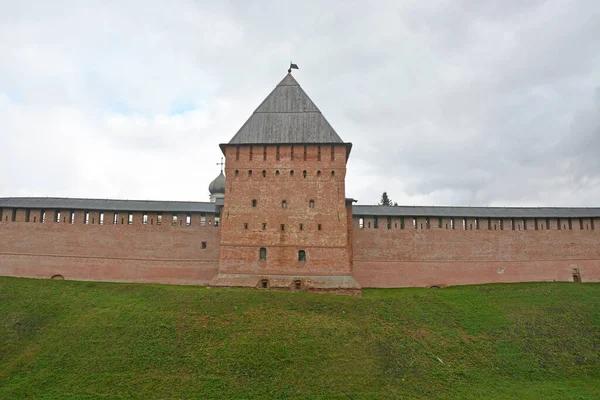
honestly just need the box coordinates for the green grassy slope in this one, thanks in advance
[1,277,599,399]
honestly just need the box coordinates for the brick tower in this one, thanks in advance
[210,73,361,294]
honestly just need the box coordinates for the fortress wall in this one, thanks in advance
[352,216,600,288]
[0,208,220,285]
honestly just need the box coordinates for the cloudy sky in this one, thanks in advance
[1,0,599,207]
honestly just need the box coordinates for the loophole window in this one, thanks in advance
[298,250,306,262]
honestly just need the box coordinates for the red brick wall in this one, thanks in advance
[352,216,600,287]
[0,208,220,285]
[218,144,352,276]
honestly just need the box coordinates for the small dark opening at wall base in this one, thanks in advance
[51,274,64,280]
[294,280,302,290]
[573,274,581,283]
[260,279,268,289]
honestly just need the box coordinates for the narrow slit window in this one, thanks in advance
[10,208,16,222]
[298,250,306,262]
[401,218,405,229]
[318,224,322,231]
[276,145,280,161]
[291,145,294,160]
[546,218,551,230]
[309,200,314,208]
[262,170,266,178]
[591,219,595,230]
[248,170,252,177]
[374,216,378,229]
[557,218,561,230]
[331,170,335,177]
[317,145,321,161]
[303,145,307,161]
[282,200,287,208]
[262,223,267,230]
[24,209,30,222]
[412,217,416,229]
[475,218,480,230]
[235,145,240,161]
[259,247,267,260]
[276,170,280,176]
[303,170,307,178]
[568,218,572,230]
[244,222,248,229]
[387,216,392,229]
[235,170,239,177]
[331,145,335,161]
[579,218,584,230]
[249,145,253,160]
[316,170,321,177]
[438,217,442,228]
[290,170,294,176]
[511,218,515,230]
[281,224,285,231]
[426,217,431,229]
[186,214,191,226]
[535,219,539,230]
[523,219,527,230]
[201,241,207,249]
[252,199,257,207]
[299,223,303,231]
[263,145,267,161]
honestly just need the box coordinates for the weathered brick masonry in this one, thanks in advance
[0,207,220,285]
[351,215,600,287]
[1,72,599,291]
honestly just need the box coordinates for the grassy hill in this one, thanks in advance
[1,277,599,399]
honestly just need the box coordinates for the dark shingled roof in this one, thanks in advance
[0,197,219,213]
[223,74,349,150]
[352,205,600,218]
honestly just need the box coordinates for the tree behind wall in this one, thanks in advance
[380,192,392,206]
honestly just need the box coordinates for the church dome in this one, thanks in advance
[208,171,226,195]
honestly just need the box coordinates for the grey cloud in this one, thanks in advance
[0,0,599,207]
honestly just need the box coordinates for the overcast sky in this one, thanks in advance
[1,0,599,206]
